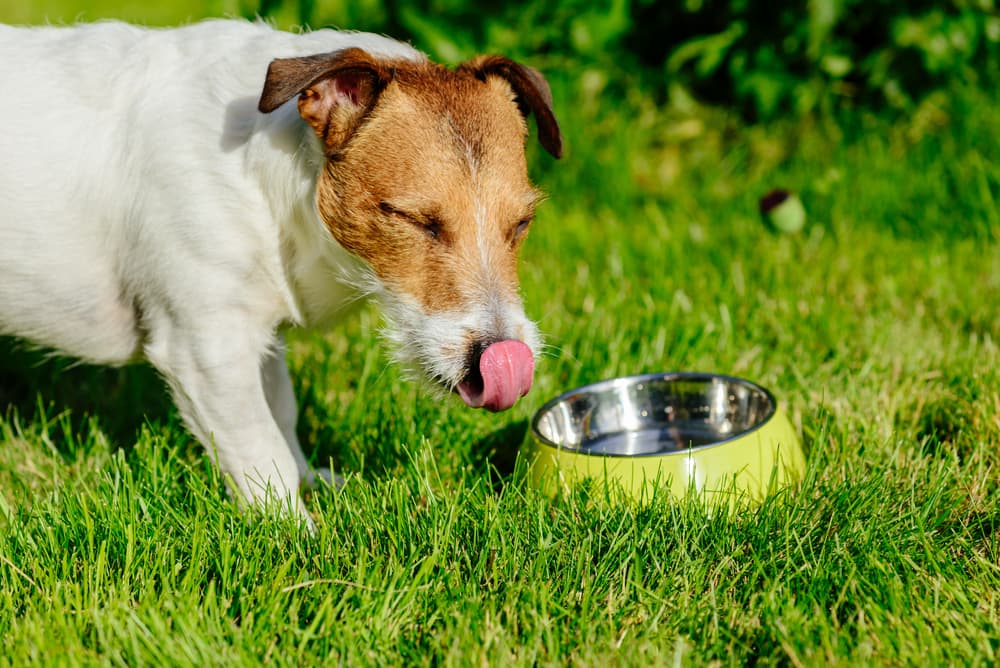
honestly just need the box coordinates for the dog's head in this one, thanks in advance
[258,47,561,411]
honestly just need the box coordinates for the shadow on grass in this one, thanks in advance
[0,336,173,452]
[470,419,529,492]
[2,334,536,492]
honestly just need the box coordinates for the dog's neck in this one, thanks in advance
[246,102,371,329]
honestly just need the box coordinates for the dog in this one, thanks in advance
[0,19,561,522]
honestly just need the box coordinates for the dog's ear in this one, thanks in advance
[461,56,563,159]
[258,48,392,151]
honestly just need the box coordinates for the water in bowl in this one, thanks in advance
[573,426,724,456]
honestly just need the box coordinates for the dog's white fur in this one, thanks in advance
[0,20,546,522]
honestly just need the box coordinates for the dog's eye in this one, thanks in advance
[512,217,532,243]
[421,216,443,240]
[379,202,443,241]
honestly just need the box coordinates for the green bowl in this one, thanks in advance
[522,372,805,504]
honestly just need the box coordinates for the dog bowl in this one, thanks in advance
[523,372,805,504]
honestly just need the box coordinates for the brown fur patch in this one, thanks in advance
[310,58,550,314]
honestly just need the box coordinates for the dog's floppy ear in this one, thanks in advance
[461,56,563,159]
[258,48,392,151]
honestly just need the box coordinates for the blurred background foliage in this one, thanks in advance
[241,0,1000,120]
[187,0,994,214]
[2,0,997,215]
[244,0,1000,211]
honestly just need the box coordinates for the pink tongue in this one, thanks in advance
[457,340,534,412]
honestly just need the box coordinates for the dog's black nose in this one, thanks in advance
[462,338,497,393]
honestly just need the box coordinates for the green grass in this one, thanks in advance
[0,0,229,25]
[2,7,1000,665]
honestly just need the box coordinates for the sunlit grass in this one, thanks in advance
[1,7,999,665]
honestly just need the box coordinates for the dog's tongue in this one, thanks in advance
[458,340,534,412]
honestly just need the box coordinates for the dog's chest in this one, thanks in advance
[282,226,373,328]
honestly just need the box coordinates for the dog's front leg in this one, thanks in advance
[145,317,310,523]
[260,333,338,489]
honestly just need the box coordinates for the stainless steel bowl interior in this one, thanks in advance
[532,373,776,456]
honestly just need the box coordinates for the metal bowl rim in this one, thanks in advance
[528,371,780,458]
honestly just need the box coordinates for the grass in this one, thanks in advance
[2,6,1000,666]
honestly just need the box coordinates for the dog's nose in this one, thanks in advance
[466,338,494,375]
[456,339,535,411]
[458,338,494,397]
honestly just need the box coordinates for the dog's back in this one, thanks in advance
[0,21,419,364]
[2,23,155,362]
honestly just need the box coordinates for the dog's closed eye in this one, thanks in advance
[379,201,445,240]
[511,216,532,244]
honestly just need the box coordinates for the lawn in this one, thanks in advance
[2,5,999,667]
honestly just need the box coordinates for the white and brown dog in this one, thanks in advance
[0,19,561,521]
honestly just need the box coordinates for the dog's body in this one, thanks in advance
[0,20,560,521]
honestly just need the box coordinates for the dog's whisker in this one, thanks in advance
[537,342,563,360]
